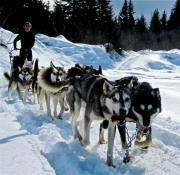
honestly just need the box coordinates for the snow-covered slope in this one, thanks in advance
[0,28,180,175]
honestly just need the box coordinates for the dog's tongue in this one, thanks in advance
[111,114,125,122]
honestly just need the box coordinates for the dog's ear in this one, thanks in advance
[50,61,57,72]
[127,78,134,89]
[151,88,160,98]
[98,65,102,74]
[103,81,113,95]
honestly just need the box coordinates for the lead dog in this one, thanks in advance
[56,74,134,166]
[99,77,162,155]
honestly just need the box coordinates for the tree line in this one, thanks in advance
[1,0,180,53]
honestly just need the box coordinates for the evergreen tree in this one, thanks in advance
[128,0,135,30]
[161,10,167,31]
[150,9,161,33]
[168,0,180,30]
[119,0,129,31]
[52,0,69,35]
[97,0,114,42]
[135,15,147,33]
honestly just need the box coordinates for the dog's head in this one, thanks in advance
[50,61,66,83]
[84,65,103,75]
[103,80,132,121]
[18,64,33,84]
[67,64,102,78]
[131,82,161,131]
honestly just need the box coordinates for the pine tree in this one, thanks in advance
[161,10,167,31]
[150,9,161,33]
[135,15,147,33]
[119,0,129,31]
[168,0,180,30]
[128,0,135,30]
[97,0,114,42]
[53,0,69,35]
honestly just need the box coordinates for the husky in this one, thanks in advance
[38,61,67,119]
[122,81,161,149]
[66,63,103,78]
[99,78,162,154]
[54,74,133,167]
[3,58,33,101]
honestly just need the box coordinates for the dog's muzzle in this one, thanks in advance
[111,110,126,122]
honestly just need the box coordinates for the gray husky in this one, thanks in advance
[59,74,133,166]
[99,77,162,154]
[38,61,67,119]
[4,59,33,101]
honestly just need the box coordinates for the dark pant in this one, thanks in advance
[20,49,32,61]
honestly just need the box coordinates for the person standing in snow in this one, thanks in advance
[13,22,35,61]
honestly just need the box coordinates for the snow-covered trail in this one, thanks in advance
[0,28,180,175]
[1,76,180,175]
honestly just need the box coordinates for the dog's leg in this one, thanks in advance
[37,87,41,104]
[58,96,65,119]
[71,100,82,142]
[117,122,127,148]
[82,115,92,146]
[64,97,69,111]
[107,120,116,167]
[45,92,52,118]
[23,86,29,102]
[53,96,58,118]
[33,92,36,103]
[16,85,23,101]
[135,127,152,149]
[98,120,109,144]
[39,89,45,110]
[8,81,13,100]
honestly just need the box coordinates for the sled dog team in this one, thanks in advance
[3,58,162,167]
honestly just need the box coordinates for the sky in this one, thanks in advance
[43,0,177,24]
[0,27,180,175]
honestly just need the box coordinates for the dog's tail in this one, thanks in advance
[33,58,39,78]
[3,72,10,82]
[32,59,39,92]
[38,67,71,93]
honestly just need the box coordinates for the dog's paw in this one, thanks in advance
[123,153,130,163]
[106,161,116,168]
[98,139,107,144]
[81,139,90,147]
[135,140,152,148]
[58,116,63,120]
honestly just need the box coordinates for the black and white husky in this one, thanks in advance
[56,74,133,166]
[3,59,33,101]
[37,61,67,119]
[99,77,162,153]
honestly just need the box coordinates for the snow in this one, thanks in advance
[0,28,180,175]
